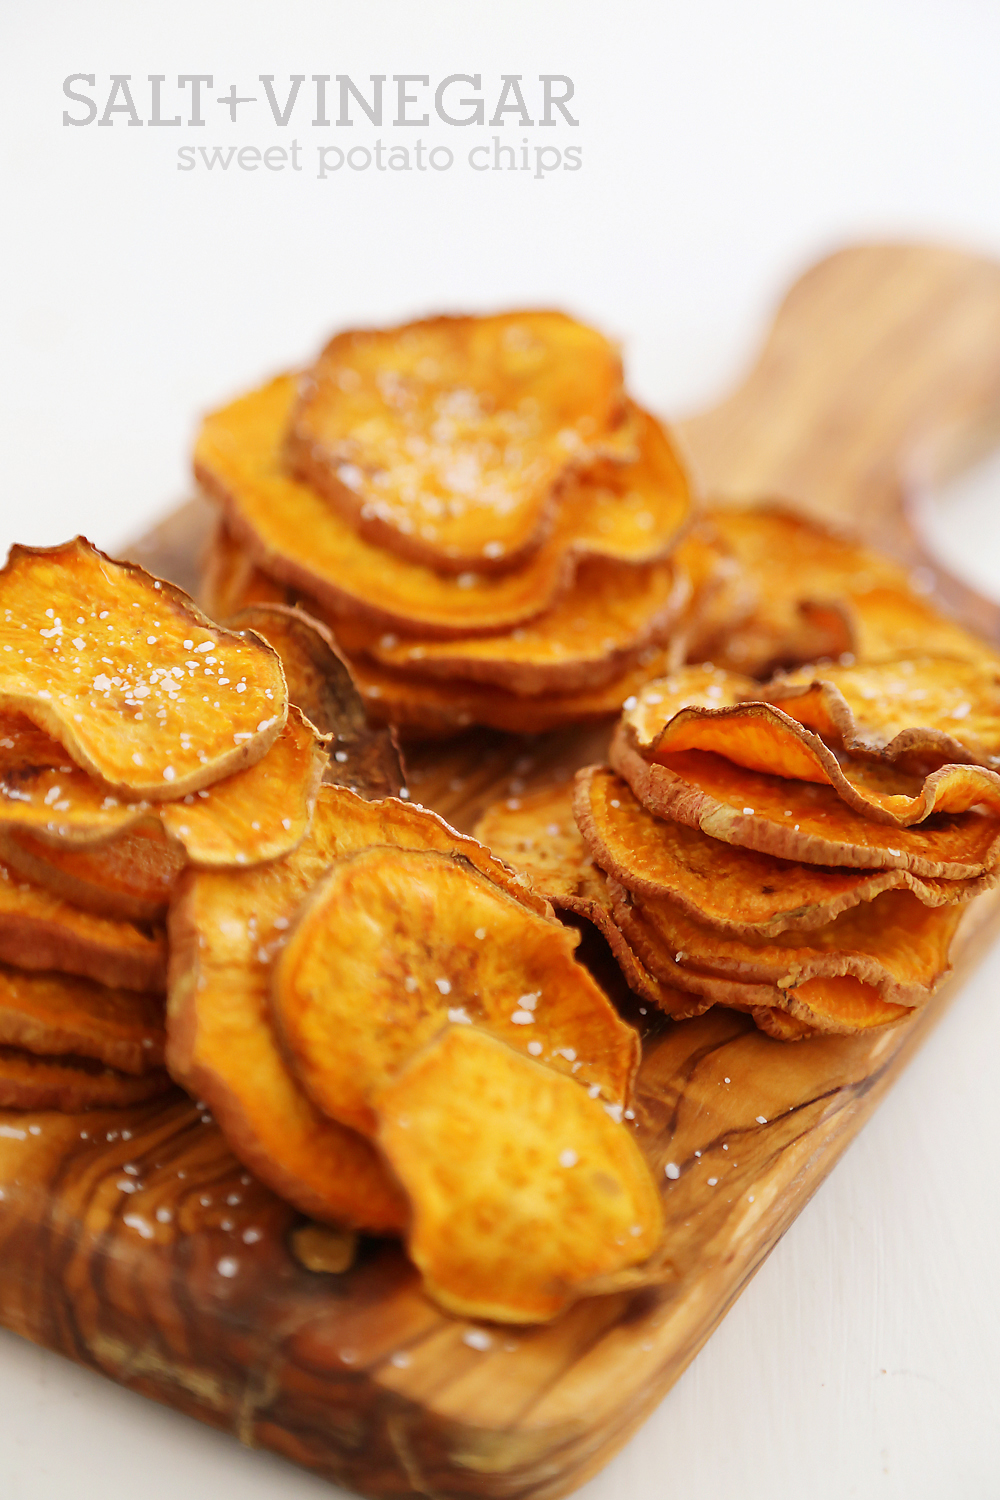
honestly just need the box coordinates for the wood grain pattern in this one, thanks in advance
[2,242,1000,1500]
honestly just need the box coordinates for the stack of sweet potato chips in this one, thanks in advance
[477,650,1000,1039]
[3,309,999,1327]
[194,311,751,734]
[0,539,325,1107]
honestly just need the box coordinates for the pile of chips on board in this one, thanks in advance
[194,310,758,735]
[0,540,325,1109]
[476,650,1000,1041]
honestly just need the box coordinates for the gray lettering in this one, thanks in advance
[539,76,578,127]
[98,75,142,127]
[63,75,96,127]
[147,75,181,126]
[394,75,429,126]
[259,75,304,126]
[490,75,533,127]
[336,75,384,127]
[435,74,483,126]
[178,75,213,126]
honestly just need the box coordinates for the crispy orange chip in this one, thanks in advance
[0,1045,171,1111]
[197,378,688,642]
[703,503,906,674]
[785,976,910,1033]
[271,846,639,1137]
[621,666,756,747]
[0,539,287,798]
[0,704,325,870]
[200,520,293,620]
[351,647,676,738]
[167,783,546,1230]
[226,604,405,800]
[473,784,707,1020]
[847,586,1000,666]
[0,965,164,1074]
[287,312,628,573]
[627,697,1000,825]
[671,523,758,664]
[610,884,960,1006]
[765,656,1000,767]
[0,825,185,922]
[375,1026,663,1323]
[611,736,1000,877]
[0,861,165,992]
[575,765,994,935]
[351,557,688,695]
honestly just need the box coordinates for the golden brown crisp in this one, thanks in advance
[0,1044,171,1111]
[287,312,629,573]
[0,965,164,1074]
[0,825,185,923]
[271,846,639,1136]
[0,539,286,797]
[375,1026,664,1323]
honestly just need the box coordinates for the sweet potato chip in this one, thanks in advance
[610,735,1000,877]
[200,520,293,620]
[609,889,915,1033]
[575,765,994,935]
[0,539,286,797]
[0,825,185,922]
[352,557,688,695]
[0,705,323,872]
[847,586,1000,666]
[609,883,960,1005]
[784,976,910,1033]
[0,965,164,1074]
[703,502,906,674]
[473,784,707,1020]
[287,312,627,573]
[0,1045,171,1111]
[0,861,165,992]
[765,656,1000,767]
[375,1025,663,1323]
[351,645,678,738]
[196,378,685,641]
[166,783,544,1229]
[271,847,639,1136]
[226,605,405,799]
[621,666,756,748]
[632,700,1000,825]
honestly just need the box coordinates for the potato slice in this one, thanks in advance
[0,705,324,869]
[0,825,185,922]
[706,503,999,674]
[0,965,164,1074]
[287,312,628,573]
[575,765,994,935]
[623,699,1000,826]
[0,1045,171,1111]
[197,378,687,642]
[765,656,1000,767]
[672,524,758,663]
[0,538,286,797]
[166,783,544,1229]
[473,784,704,1020]
[375,1026,663,1323]
[271,847,639,1136]
[611,734,1000,877]
[609,882,960,1006]
[226,605,405,800]
[785,976,911,1033]
[621,666,756,747]
[200,519,293,619]
[0,861,165,992]
[349,646,678,738]
[352,556,687,695]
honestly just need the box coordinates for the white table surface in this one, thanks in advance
[2,3,1000,1496]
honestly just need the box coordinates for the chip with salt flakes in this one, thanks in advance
[286,312,629,574]
[764,656,1000,768]
[0,964,164,1075]
[0,706,325,871]
[574,764,994,936]
[0,1044,171,1111]
[0,539,286,798]
[375,1025,663,1323]
[611,734,1000,878]
[271,845,639,1137]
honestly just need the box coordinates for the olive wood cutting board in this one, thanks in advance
[3,242,1000,1500]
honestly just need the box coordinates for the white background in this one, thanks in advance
[2,3,1000,1496]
